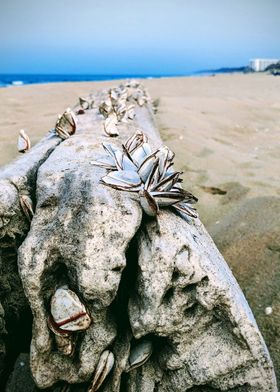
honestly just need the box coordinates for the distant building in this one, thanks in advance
[249,59,279,72]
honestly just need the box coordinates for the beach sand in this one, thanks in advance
[0,73,280,381]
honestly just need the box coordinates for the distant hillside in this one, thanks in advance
[265,62,280,75]
[197,66,248,75]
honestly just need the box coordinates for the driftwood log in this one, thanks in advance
[0,82,277,391]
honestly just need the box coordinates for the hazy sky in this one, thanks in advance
[0,0,279,74]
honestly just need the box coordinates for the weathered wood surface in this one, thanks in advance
[0,83,277,391]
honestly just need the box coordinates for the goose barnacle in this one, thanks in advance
[79,97,90,110]
[91,131,198,218]
[88,350,114,391]
[99,99,113,118]
[18,129,31,153]
[48,286,91,335]
[19,194,34,222]
[55,108,77,140]
[125,340,153,372]
[104,113,119,137]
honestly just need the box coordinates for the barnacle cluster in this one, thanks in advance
[92,131,198,218]
[124,79,151,107]
[99,80,150,137]
[47,286,151,390]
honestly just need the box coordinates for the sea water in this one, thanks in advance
[0,74,164,88]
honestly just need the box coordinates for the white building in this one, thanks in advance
[249,59,279,72]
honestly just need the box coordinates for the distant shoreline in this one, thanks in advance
[0,67,248,88]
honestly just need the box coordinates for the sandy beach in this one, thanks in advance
[0,73,280,381]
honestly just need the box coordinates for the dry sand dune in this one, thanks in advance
[0,73,280,382]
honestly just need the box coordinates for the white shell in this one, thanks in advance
[115,102,126,115]
[126,340,153,372]
[88,350,114,391]
[151,190,183,206]
[19,194,34,221]
[54,334,74,356]
[125,79,140,88]
[90,156,116,170]
[173,202,198,218]
[99,99,112,117]
[130,142,151,167]
[138,152,158,183]
[18,129,31,153]
[137,96,146,106]
[139,190,158,217]
[109,88,119,102]
[50,287,91,332]
[55,108,77,139]
[126,104,135,120]
[101,170,141,190]
[125,131,147,154]
[104,113,119,137]
[79,97,90,110]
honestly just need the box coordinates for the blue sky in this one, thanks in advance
[0,0,279,75]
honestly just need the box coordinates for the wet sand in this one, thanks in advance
[0,73,280,381]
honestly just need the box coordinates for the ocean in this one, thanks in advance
[0,74,170,88]
[0,68,247,88]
